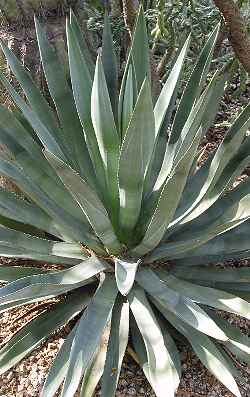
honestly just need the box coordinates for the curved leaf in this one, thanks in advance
[0,187,59,237]
[171,102,250,229]
[149,186,250,262]
[207,310,250,365]
[0,257,105,307]
[0,256,106,299]
[157,307,241,397]
[115,258,140,296]
[158,272,250,320]
[171,265,250,285]
[0,39,60,141]
[137,268,227,341]
[45,151,121,254]
[0,265,50,282]
[0,72,67,162]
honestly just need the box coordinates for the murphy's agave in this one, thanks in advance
[0,7,249,397]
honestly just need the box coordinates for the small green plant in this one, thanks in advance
[0,7,249,397]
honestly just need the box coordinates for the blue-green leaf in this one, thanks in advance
[0,290,92,375]
[137,268,227,341]
[115,258,140,296]
[102,12,118,124]
[45,151,121,254]
[62,274,117,397]
[118,79,155,238]
[128,286,175,397]
[41,324,78,397]
[101,296,129,397]
[91,56,120,221]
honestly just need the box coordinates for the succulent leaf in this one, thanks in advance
[128,286,176,397]
[115,258,140,296]
[91,56,120,222]
[80,323,110,397]
[158,307,242,397]
[41,324,78,397]
[0,290,92,376]
[101,296,129,396]
[102,12,119,125]
[61,274,117,397]
[118,78,155,238]
[0,9,249,397]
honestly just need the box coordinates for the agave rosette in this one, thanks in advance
[0,7,249,397]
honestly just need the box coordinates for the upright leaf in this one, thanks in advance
[91,56,120,221]
[154,72,220,193]
[170,24,220,150]
[66,20,106,195]
[118,79,155,238]
[154,35,190,139]
[143,35,190,196]
[133,127,202,255]
[131,5,151,90]
[35,17,95,181]
[70,10,95,78]
[102,12,118,124]
[121,64,134,137]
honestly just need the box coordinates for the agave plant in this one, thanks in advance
[0,6,249,397]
